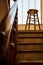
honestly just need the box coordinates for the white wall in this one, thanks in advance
[10,0,14,8]
[18,0,41,24]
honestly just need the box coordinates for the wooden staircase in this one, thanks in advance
[16,30,43,65]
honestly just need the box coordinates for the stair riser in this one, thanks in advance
[17,45,43,51]
[18,33,43,38]
[16,53,43,61]
[18,38,43,43]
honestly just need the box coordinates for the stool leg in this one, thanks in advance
[25,15,28,30]
[34,14,36,30]
[38,18,40,30]
[28,17,30,30]
[37,14,40,30]
[28,14,30,30]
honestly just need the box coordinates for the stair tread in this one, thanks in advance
[18,38,43,43]
[18,34,43,38]
[18,30,43,33]
[18,30,43,38]
[18,33,43,37]
[17,50,43,53]
[17,42,43,45]
[18,36,43,38]
[17,60,43,64]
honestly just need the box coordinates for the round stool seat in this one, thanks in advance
[27,9,38,14]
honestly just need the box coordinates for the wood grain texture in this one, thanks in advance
[0,0,9,22]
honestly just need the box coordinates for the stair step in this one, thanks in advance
[17,42,43,45]
[18,30,43,33]
[18,31,43,38]
[17,50,43,53]
[18,36,43,38]
[17,60,43,64]
[18,32,43,38]
[16,52,43,61]
[18,30,43,43]
[17,60,43,65]
[17,45,43,51]
[18,38,43,43]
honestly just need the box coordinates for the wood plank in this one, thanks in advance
[17,45,43,51]
[18,38,43,43]
[0,0,9,22]
[16,52,43,61]
[18,33,43,38]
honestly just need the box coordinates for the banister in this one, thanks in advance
[0,1,18,50]
[5,1,18,50]
[5,1,17,33]
[0,1,18,64]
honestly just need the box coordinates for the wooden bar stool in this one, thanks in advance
[25,9,40,30]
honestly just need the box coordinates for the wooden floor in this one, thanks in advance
[18,24,43,31]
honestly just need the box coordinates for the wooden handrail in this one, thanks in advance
[0,1,18,64]
[6,1,17,51]
[0,1,17,50]
[4,1,17,33]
